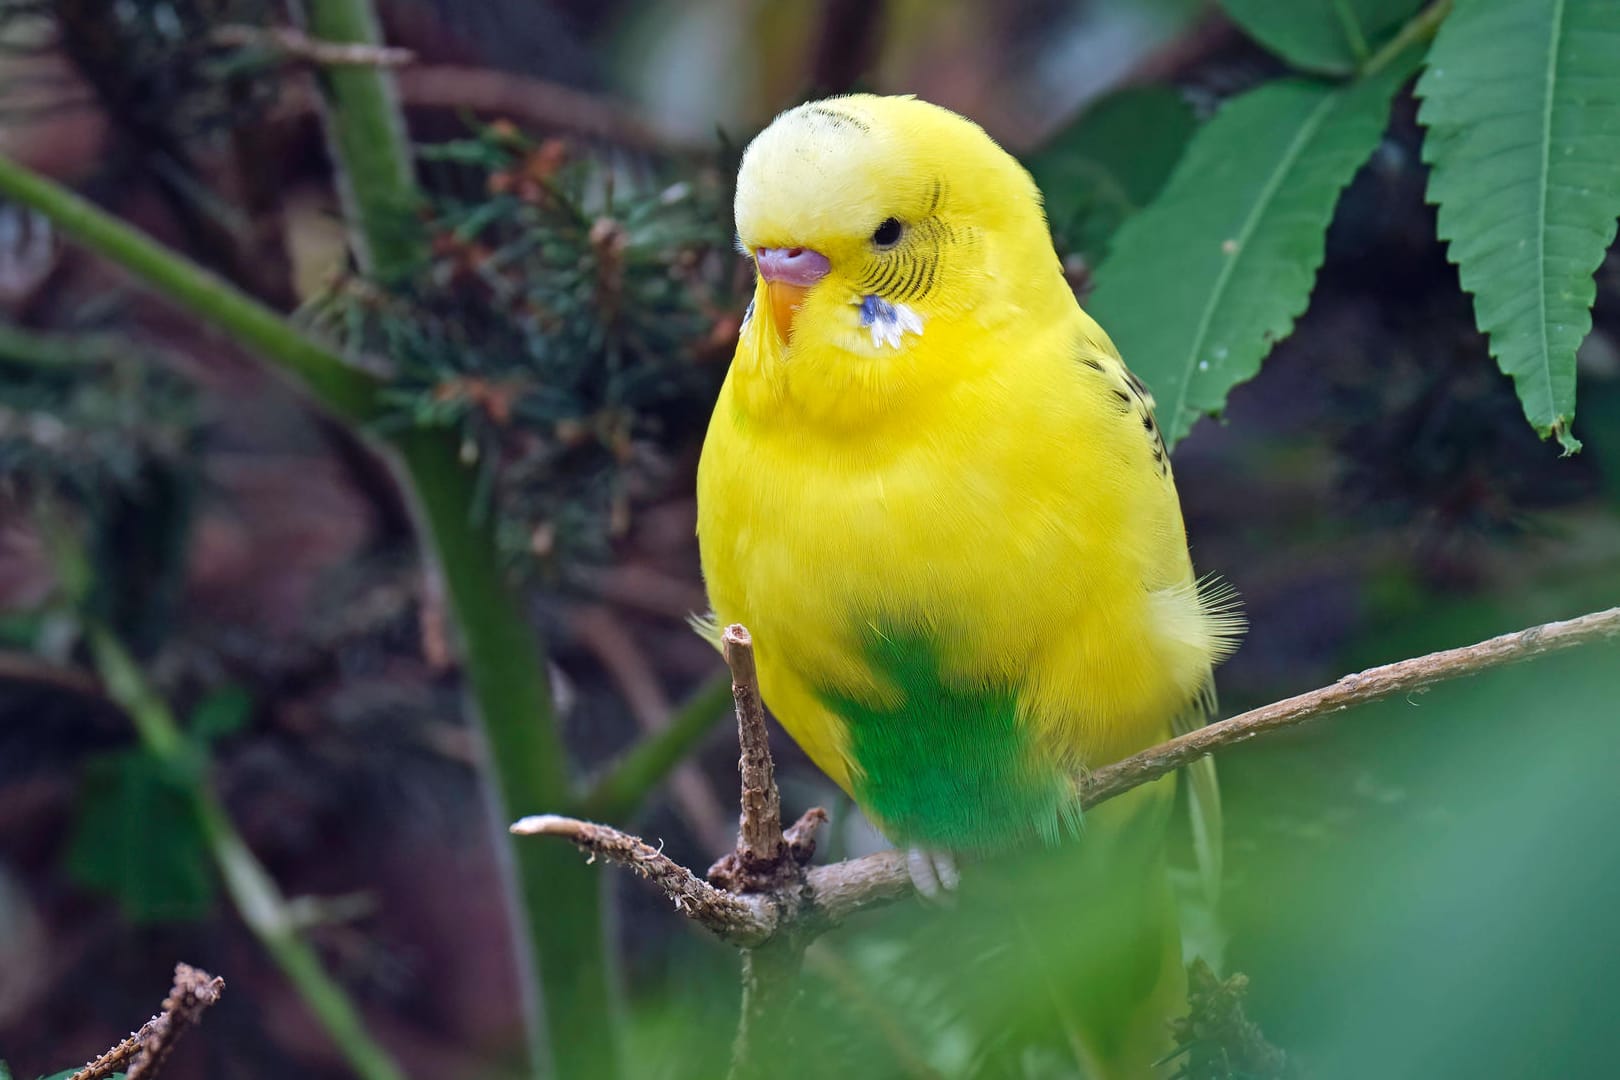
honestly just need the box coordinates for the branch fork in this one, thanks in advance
[512,624,839,949]
[513,606,1620,949]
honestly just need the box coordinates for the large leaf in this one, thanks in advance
[66,749,216,923]
[1088,51,1421,447]
[1416,0,1620,454]
[1221,0,1424,74]
[1027,86,1197,263]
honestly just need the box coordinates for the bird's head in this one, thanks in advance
[731,94,1068,427]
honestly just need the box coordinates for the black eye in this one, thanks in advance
[871,217,903,248]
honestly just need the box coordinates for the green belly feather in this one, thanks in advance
[815,627,1081,851]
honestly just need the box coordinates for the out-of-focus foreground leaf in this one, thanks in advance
[1223,586,1620,1079]
[1088,50,1420,447]
[66,749,215,923]
[1220,0,1424,74]
[1416,0,1620,454]
[1027,86,1197,264]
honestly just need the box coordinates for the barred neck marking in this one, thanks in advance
[859,294,925,349]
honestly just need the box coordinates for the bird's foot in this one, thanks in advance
[906,847,962,902]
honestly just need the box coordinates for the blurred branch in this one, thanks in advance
[572,606,733,843]
[0,648,103,696]
[578,665,733,824]
[0,153,382,421]
[69,962,224,1080]
[212,24,415,67]
[85,624,405,1080]
[395,65,702,155]
[515,605,1620,948]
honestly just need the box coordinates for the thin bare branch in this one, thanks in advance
[397,66,697,154]
[1080,604,1620,807]
[510,814,774,944]
[572,605,731,851]
[212,24,415,67]
[69,1028,143,1080]
[724,625,785,871]
[70,963,227,1080]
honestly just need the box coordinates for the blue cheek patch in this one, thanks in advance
[858,294,925,349]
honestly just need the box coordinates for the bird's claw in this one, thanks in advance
[906,847,961,902]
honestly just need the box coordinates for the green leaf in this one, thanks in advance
[1088,51,1420,447]
[37,1072,122,1080]
[1220,0,1424,74]
[1027,86,1198,262]
[1416,0,1620,454]
[66,749,216,923]
[189,685,252,745]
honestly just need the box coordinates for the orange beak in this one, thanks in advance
[765,280,811,342]
[756,247,831,343]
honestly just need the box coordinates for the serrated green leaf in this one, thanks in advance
[1416,0,1620,454]
[66,749,216,923]
[1088,52,1420,447]
[1027,86,1197,262]
[1221,0,1424,73]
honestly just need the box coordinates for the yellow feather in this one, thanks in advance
[701,94,1235,785]
[698,92,1242,1075]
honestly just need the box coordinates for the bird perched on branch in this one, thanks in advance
[697,93,1242,1077]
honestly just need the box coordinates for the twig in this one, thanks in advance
[126,964,226,1080]
[577,667,734,825]
[396,66,700,155]
[1080,604,1620,808]
[68,1029,140,1080]
[724,625,786,873]
[514,606,1620,947]
[571,605,731,850]
[212,24,415,67]
[509,814,773,945]
[0,648,104,697]
[70,963,224,1080]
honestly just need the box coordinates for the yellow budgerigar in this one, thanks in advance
[697,94,1242,1076]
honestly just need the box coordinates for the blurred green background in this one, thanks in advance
[1,1,1618,1078]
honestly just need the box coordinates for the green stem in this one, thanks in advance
[299,2,617,1074]
[1331,0,1370,64]
[0,156,379,422]
[87,625,406,1080]
[580,668,734,822]
[396,430,618,1079]
[0,323,122,368]
[1362,0,1453,77]
[301,0,425,283]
